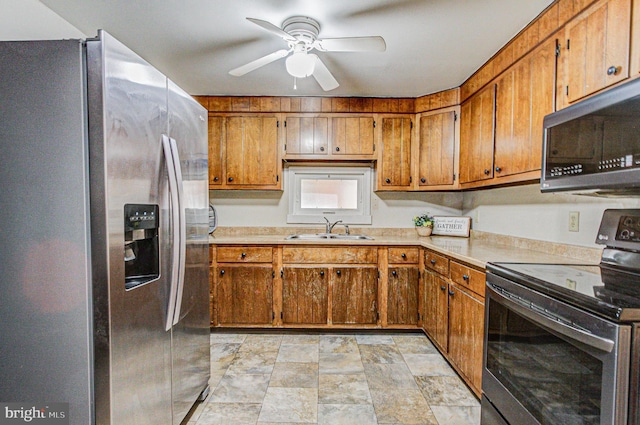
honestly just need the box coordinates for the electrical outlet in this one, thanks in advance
[569,211,580,232]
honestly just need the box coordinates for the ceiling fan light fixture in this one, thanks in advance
[285,51,316,78]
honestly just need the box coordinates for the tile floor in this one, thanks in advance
[184,331,480,425]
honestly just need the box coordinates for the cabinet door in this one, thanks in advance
[225,115,280,187]
[448,285,484,394]
[331,117,375,155]
[565,0,631,103]
[379,117,413,189]
[282,267,328,324]
[494,38,556,177]
[284,116,329,155]
[387,267,419,325]
[331,267,378,324]
[459,85,496,183]
[423,272,449,352]
[216,265,273,325]
[208,115,224,187]
[418,111,456,187]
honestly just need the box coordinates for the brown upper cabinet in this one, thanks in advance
[561,0,631,104]
[377,115,413,190]
[417,107,459,189]
[493,37,557,180]
[459,84,496,184]
[208,114,282,190]
[282,114,376,160]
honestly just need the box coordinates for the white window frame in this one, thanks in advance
[287,165,372,225]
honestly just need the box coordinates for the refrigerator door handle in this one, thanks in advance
[168,136,186,327]
[162,134,184,331]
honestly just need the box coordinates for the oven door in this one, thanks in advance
[482,273,631,425]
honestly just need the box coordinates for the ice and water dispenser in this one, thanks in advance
[124,204,159,289]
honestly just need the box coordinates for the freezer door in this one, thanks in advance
[167,79,211,424]
[87,31,173,425]
[0,39,93,425]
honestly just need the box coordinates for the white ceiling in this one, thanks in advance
[37,0,554,97]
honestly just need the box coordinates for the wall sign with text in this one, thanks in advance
[432,216,471,237]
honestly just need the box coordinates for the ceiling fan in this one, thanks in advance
[228,16,386,91]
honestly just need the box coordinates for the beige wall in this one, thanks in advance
[462,184,640,248]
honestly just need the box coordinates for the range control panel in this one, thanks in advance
[616,215,640,242]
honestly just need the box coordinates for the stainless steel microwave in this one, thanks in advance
[541,77,640,195]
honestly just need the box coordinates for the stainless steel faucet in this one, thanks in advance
[324,217,342,234]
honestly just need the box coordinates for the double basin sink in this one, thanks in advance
[285,233,373,241]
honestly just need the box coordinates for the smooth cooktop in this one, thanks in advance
[488,262,640,322]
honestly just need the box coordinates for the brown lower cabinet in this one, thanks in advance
[331,266,378,325]
[421,249,485,397]
[282,267,328,325]
[216,265,274,325]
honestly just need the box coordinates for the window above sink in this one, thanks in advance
[286,165,372,225]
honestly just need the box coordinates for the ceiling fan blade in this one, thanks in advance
[246,18,297,42]
[229,49,290,76]
[315,36,386,52]
[311,55,339,91]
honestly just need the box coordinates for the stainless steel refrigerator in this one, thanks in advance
[0,30,210,425]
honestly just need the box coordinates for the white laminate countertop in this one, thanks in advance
[208,229,601,269]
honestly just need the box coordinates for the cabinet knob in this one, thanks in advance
[462,274,469,281]
[335,147,340,152]
[430,259,436,265]
[320,146,325,152]
[440,285,446,291]
[483,169,491,175]
[420,177,426,183]
[448,289,455,296]
[385,178,391,184]
[607,66,621,76]
[213,176,219,182]
[220,269,225,276]
[401,253,406,259]
[392,270,397,277]
[495,167,502,173]
[241,252,246,259]
[320,270,325,277]
[228,177,234,182]
[336,269,341,276]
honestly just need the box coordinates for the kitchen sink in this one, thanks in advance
[285,233,373,241]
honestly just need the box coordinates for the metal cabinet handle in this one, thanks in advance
[392,270,397,277]
[241,252,246,259]
[448,289,455,296]
[420,178,426,183]
[320,270,325,276]
[607,66,620,76]
[213,176,219,182]
[462,274,469,281]
[430,259,436,265]
[401,253,406,259]
[495,167,502,173]
[440,285,446,291]
[385,178,391,184]
[220,269,225,275]
[483,169,491,175]
[320,146,325,152]
[335,147,340,152]
[228,177,234,182]
[336,269,341,276]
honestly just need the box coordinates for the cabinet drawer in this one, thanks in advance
[450,261,485,297]
[424,250,449,276]
[282,246,377,264]
[216,246,273,263]
[388,247,419,264]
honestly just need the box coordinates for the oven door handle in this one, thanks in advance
[487,283,615,353]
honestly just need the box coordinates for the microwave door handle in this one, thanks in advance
[168,136,186,327]
[487,284,615,353]
[162,135,180,332]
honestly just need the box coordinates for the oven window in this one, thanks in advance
[486,297,603,425]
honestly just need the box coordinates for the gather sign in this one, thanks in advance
[432,216,471,237]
